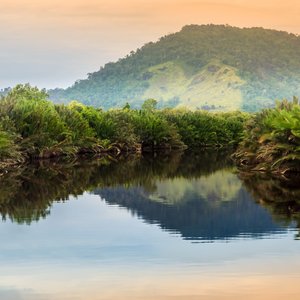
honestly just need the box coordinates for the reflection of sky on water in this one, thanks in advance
[0,193,299,299]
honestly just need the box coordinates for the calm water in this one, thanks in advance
[0,151,300,300]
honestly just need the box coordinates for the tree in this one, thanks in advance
[141,99,157,112]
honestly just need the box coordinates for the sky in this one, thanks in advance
[1,0,299,89]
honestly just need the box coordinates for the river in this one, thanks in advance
[0,151,299,299]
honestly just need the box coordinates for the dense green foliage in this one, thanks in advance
[49,25,300,111]
[164,109,246,147]
[3,85,300,175]
[234,97,300,174]
[0,85,248,167]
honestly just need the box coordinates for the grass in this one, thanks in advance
[141,60,245,110]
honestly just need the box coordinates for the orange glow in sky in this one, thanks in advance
[1,0,299,88]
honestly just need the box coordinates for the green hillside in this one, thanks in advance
[49,25,300,111]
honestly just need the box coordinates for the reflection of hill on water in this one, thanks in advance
[0,150,298,241]
[0,151,231,224]
[96,183,283,241]
[149,170,241,205]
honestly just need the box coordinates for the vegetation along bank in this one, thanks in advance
[234,98,300,175]
[1,84,300,175]
[0,84,248,170]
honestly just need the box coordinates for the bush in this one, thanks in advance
[234,98,300,173]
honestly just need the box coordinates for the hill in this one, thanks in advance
[49,25,300,111]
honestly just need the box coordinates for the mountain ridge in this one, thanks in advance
[49,24,300,111]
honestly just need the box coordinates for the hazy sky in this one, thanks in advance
[1,0,299,89]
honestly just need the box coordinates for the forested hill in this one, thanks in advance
[49,25,300,111]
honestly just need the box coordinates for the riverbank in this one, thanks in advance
[0,84,247,171]
[1,85,300,176]
[233,98,300,175]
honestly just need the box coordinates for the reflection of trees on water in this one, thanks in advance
[0,150,232,224]
[0,159,106,224]
[240,173,300,238]
[0,150,299,241]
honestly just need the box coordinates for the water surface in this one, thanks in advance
[0,151,299,299]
